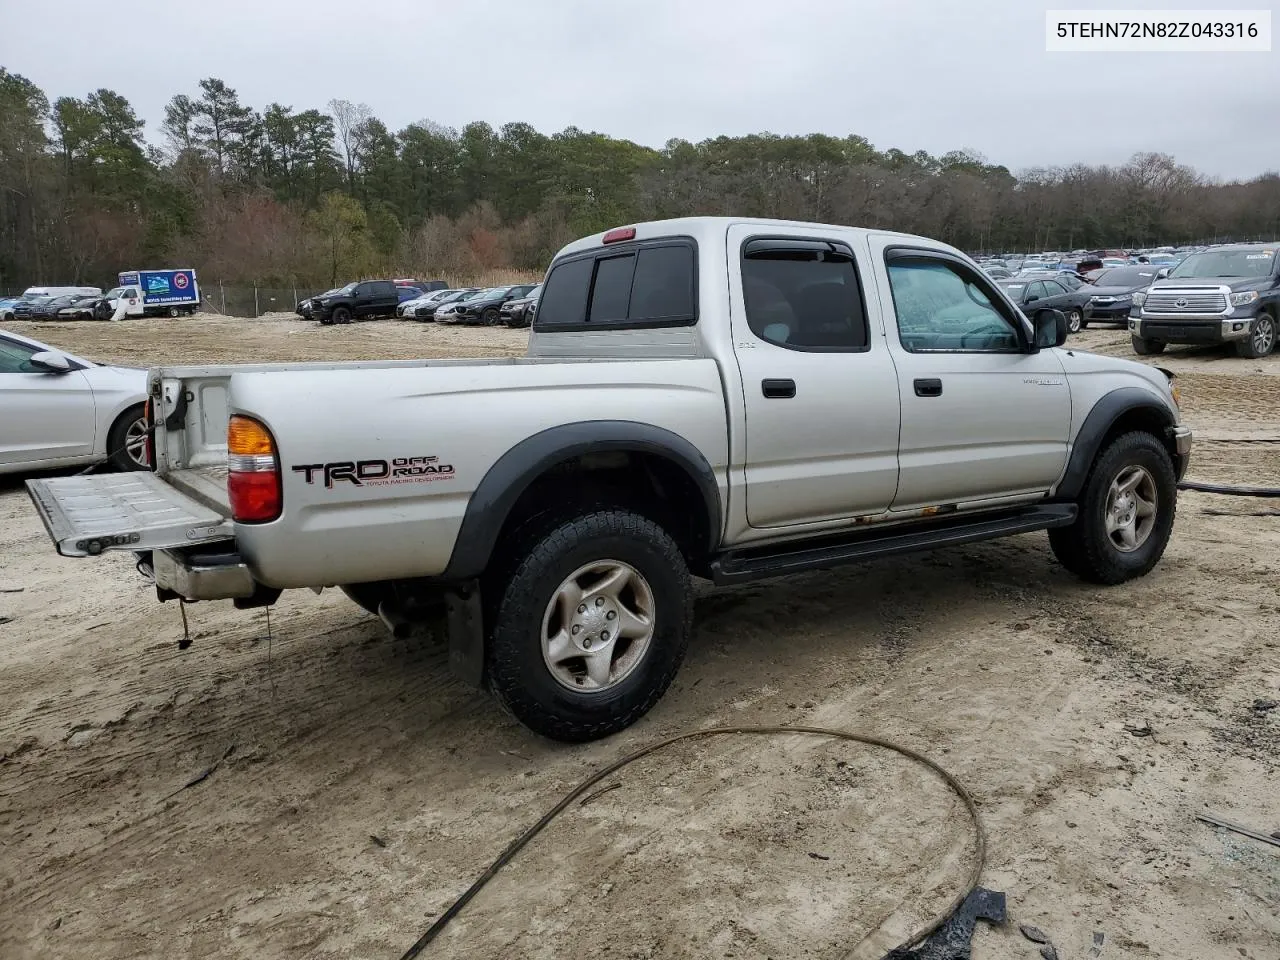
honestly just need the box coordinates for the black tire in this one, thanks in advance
[332,306,353,325]
[167,306,180,318]
[1048,431,1176,585]
[486,509,692,742]
[1066,309,1082,334]
[1132,335,1165,355]
[481,307,501,326]
[106,405,150,472]
[1078,315,1090,330]
[1235,313,1275,359]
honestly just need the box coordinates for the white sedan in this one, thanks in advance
[0,328,149,475]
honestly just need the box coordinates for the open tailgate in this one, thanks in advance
[26,473,232,558]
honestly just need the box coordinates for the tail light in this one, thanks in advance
[227,415,282,523]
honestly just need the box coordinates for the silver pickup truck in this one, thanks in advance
[26,217,1192,741]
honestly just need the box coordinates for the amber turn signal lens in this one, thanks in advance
[228,415,275,455]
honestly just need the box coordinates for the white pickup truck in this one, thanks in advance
[26,217,1192,741]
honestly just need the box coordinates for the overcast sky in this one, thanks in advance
[1,0,1276,180]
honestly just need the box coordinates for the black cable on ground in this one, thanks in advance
[398,725,986,960]
[1179,479,1280,498]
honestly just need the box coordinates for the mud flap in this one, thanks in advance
[445,582,484,688]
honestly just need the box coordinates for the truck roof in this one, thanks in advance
[552,217,958,262]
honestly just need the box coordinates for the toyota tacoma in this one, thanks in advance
[25,218,1192,741]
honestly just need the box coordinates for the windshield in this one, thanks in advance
[105,287,127,299]
[1170,249,1275,278]
[335,282,358,295]
[480,286,511,298]
[1095,267,1158,287]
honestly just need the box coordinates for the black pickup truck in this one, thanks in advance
[312,280,401,325]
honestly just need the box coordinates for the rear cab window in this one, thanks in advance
[534,237,697,330]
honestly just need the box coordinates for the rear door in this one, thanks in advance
[727,225,902,528]
[869,240,1071,511]
[0,334,98,468]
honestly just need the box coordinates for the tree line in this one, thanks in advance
[2,67,1279,290]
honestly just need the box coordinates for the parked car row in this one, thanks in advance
[296,279,446,323]
[982,242,1280,358]
[393,283,543,327]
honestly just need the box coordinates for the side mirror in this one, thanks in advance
[1024,294,1040,304]
[1034,309,1069,349]
[1156,267,1170,279]
[30,350,72,373]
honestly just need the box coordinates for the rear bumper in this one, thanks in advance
[151,545,256,600]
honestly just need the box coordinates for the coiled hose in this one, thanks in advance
[398,725,986,960]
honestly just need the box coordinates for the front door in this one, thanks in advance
[0,336,97,467]
[868,239,1071,511]
[728,225,902,528]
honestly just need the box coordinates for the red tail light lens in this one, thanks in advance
[227,415,281,523]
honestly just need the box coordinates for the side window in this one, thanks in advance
[588,254,636,322]
[741,239,869,350]
[0,337,39,373]
[1024,281,1046,302]
[886,256,1022,353]
[1045,279,1067,296]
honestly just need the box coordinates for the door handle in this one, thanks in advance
[761,378,796,399]
[914,378,943,398]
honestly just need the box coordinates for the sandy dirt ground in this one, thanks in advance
[1,315,1278,960]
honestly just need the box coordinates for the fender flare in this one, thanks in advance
[442,421,723,579]
[1054,387,1176,500]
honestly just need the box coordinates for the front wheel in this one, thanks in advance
[1132,335,1165,355]
[106,405,150,472]
[167,306,180,318]
[481,307,501,326]
[1236,313,1275,359]
[486,509,693,742]
[1048,431,1176,585]
[1066,309,1082,334]
[332,306,353,325]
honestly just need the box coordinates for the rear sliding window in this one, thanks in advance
[535,240,696,329]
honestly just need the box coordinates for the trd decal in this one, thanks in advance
[292,456,456,488]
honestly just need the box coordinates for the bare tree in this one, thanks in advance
[329,98,373,191]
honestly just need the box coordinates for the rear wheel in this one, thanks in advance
[1048,431,1176,585]
[486,509,692,742]
[1236,313,1275,359]
[1132,335,1165,355]
[106,405,150,472]
[167,306,180,318]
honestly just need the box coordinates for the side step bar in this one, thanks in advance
[710,504,1078,585]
